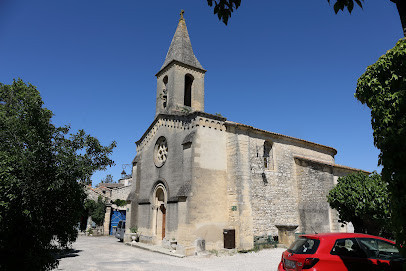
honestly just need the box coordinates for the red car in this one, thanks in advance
[278,233,405,271]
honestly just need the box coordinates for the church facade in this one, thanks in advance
[126,13,366,255]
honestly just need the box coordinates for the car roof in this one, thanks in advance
[299,232,394,243]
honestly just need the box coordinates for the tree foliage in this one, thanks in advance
[327,0,405,37]
[327,172,392,238]
[0,79,116,270]
[207,0,241,25]
[206,0,406,37]
[112,199,127,207]
[84,196,106,226]
[355,38,406,255]
[327,0,364,14]
[101,174,114,184]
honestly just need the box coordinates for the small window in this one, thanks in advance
[183,142,192,150]
[162,75,168,108]
[288,237,320,254]
[331,238,367,258]
[184,74,193,107]
[263,141,274,170]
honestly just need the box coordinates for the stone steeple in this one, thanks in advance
[155,11,206,117]
[159,10,204,73]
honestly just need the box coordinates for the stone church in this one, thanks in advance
[126,12,366,255]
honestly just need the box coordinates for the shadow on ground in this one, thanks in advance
[54,249,82,259]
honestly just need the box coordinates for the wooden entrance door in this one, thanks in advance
[160,204,166,239]
[223,229,236,249]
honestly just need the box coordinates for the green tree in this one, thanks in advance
[112,199,127,207]
[0,79,116,270]
[102,174,114,183]
[327,172,392,238]
[206,0,406,36]
[355,38,406,255]
[84,196,106,226]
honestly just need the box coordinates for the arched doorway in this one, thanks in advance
[153,184,167,240]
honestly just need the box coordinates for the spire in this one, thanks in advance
[159,10,204,72]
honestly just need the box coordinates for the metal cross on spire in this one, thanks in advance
[180,9,185,21]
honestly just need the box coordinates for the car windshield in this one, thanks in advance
[288,237,320,254]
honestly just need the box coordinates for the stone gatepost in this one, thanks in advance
[275,225,298,247]
[103,203,112,235]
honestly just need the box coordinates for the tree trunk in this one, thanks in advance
[396,1,406,37]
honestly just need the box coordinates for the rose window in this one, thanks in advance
[154,137,168,167]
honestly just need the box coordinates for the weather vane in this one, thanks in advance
[121,164,131,177]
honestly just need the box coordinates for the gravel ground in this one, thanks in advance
[56,235,285,271]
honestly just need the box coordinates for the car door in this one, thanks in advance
[330,238,376,271]
[357,238,405,271]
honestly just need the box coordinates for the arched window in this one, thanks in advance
[184,74,193,107]
[162,75,168,108]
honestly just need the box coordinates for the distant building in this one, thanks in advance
[94,183,122,198]
[126,12,367,255]
[85,177,133,235]
[119,176,132,186]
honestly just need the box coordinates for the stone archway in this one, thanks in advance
[153,184,167,241]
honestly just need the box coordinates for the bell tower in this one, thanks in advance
[155,10,206,116]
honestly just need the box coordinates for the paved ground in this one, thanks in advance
[56,235,285,271]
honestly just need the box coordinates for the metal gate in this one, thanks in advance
[110,209,126,235]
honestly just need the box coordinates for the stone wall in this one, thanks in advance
[295,158,335,233]
[111,185,132,201]
[137,204,152,232]
[249,140,300,237]
[174,115,229,251]
[86,186,104,201]
[226,126,255,250]
[132,112,362,252]
[156,63,205,116]
[225,122,340,242]
[133,113,226,238]
[135,114,199,204]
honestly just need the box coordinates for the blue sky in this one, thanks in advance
[0,0,402,185]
